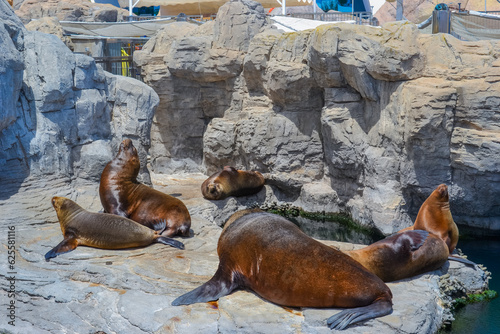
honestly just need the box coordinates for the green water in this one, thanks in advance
[443,239,500,334]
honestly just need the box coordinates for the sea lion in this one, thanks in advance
[201,166,265,200]
[399,184,459,253]
[99,139,191,237]
[345,230,449,282]
[45,197,185,261]
[172,210,393,330]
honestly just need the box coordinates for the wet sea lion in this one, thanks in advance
[99,139,191,237]
[172,210,393,330]
[201,166,265,200]
[399,184,459,253]
[345,230,449,282]
[45,197,185,261]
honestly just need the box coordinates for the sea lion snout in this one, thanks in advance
[436,184,448,200]
[119,139,137,156]
[208,184,219,194]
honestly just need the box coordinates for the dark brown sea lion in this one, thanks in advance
[201,166,265,200]
[45,197,184,261]
[172,210,393,330]
[345,230,449,282]
[399,184,459,254]
[99,139,191,237]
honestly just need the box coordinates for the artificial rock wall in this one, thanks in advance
[135,0,500,234]
[0,0,159,196]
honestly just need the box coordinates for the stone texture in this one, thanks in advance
[15,0,129,25]
[0,2,158,188]
[25,16,74,51]
[134,0,500,234]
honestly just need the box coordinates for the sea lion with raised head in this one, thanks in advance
[99,139,191,237]
[45,197,185,261]
[399,184,459,253]
[172,209,393,330]
[201,166,265,200]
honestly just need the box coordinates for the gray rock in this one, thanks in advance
[0,1,25,134]
[25,17,74,51]
[213,0,270,52]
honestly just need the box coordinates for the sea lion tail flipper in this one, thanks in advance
[448,255,477,269]
[156,236,185,250]
[326,298,393,330]
[44,237,78,262]
[171,267,237,306]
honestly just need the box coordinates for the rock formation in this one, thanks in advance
[15,0,129,25]
[25,16,74,50]
[1,0,158,190]
[135,0,500,235]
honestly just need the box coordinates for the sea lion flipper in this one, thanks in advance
[156,237,185,250]
[171,266,237,306]
[407,230,429,251]
[44,236,78,261]
[152,219,167,234]
[448,255,477,269]
[326,298,393,330]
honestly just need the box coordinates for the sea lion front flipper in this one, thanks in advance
[156,237,185,250]
[45,236,78,261]
[448,255,477,269]
[326,298,393,330]
[152,219,167,234]
[396,230,429,251]
[171,265,238,306]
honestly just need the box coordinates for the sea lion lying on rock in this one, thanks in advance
[45,197,184,261]
[172,209,393,330]
[201,166,265,200]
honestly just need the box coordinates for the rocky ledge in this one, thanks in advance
[0,175,489,334]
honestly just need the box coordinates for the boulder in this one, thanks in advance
[25,16,74,50]
[15,0,129,25]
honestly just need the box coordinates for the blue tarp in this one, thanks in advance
[316,0,368,13]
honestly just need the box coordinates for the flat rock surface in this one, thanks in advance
[0,174,486,333]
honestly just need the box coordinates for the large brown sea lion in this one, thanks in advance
[201,166,265,200]
[45,197,185,261]
[172,210,393,330]
[99,139,191,237]
[399,184,459,253]
[345,230,450,282]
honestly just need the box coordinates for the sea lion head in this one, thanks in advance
[434,184,449,202]
[116,139,140,176]
[52,196,70,212]
[206,182,223,200]
[51,196,82,226]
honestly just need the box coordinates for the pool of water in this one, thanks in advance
[442,238,500,334]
